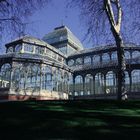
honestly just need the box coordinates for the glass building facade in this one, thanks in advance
[0,26,140,100]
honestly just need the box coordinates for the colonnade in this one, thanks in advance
[70,70,140,96]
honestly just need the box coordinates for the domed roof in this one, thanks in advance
[42,26,84,50]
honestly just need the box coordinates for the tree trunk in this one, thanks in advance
[104,0,126,100]
[111,27,126,100]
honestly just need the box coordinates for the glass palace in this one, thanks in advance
[0,26,140,100]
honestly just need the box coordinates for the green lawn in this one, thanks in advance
[0,100,140,140]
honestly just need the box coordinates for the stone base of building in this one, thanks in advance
[0,94,68,101]
[73,92,140,100]
[0,90,68,101]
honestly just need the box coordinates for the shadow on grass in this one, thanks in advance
[0,100,140,139]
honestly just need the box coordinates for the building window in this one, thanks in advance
[68,59,74,66]
[105,71,116,94]
[0,63,11,88]
[102,53,110,62]
[125,71,130,91]
[93,55,100,64]
[7,47,13,53]
[75,58,83,65]
[15,44,22,52]
[95,73,104,94]
[59,46,67,54]
[85,74,93,95]
[131,70,140,92]
[84,56,91,65]
[24,44,34,53]
[111,51,117,60]
[125,51,131,59]
[42,66,52,90]
[132,51,140,58]
[52,52,57,59]
[58,56,63,62]
[75,75,83,96]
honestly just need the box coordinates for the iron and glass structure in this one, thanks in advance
[0,26,140,100]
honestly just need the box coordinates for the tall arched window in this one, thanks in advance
[58,69,63,92]
[125,71,130,92]
[95,73,104,94]
[42,66,52,91]
[0,63,11,88]
[12,68,21,89]
[63,72,69,93]
[85,74,93,95]
[26,65,32,89]
[75,75,83,96]
[131,70,140,92]
[31,64,41,90]
[68,74,73,95]
[105,71,116,94]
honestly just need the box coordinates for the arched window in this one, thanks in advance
[68,59,74,66]
[75,58,83,65]
[85,74,93,95]
[106,71,116,94]
[93,55,100,64]
[58,69,63,92]
[125,71,130,92]
[125,51,131,59]
[102,53,110,62]
[69,74,73,94]
[95,73,104,94]
[131,70,140,92]
[12,63,24,90]
[132,51,140,59]
[15,44,22,52]
[84,56,91,65]
[31,64,41,89]
[111,51,117,60]
[42,66,52,90]
[52,68,57,91]
[74,92,78,96]
[0,63,11,88]
[63,72,69,93]
[75,75,83,83]
[12,68,21,89]
[75,75,83,96]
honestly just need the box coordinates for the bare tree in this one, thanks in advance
[69,0,140,100]
[0,0,47,41]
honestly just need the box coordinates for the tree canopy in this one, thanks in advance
[0,0,47,40]
[70,0,140,46]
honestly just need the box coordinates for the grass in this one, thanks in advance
[0,100,140,139]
